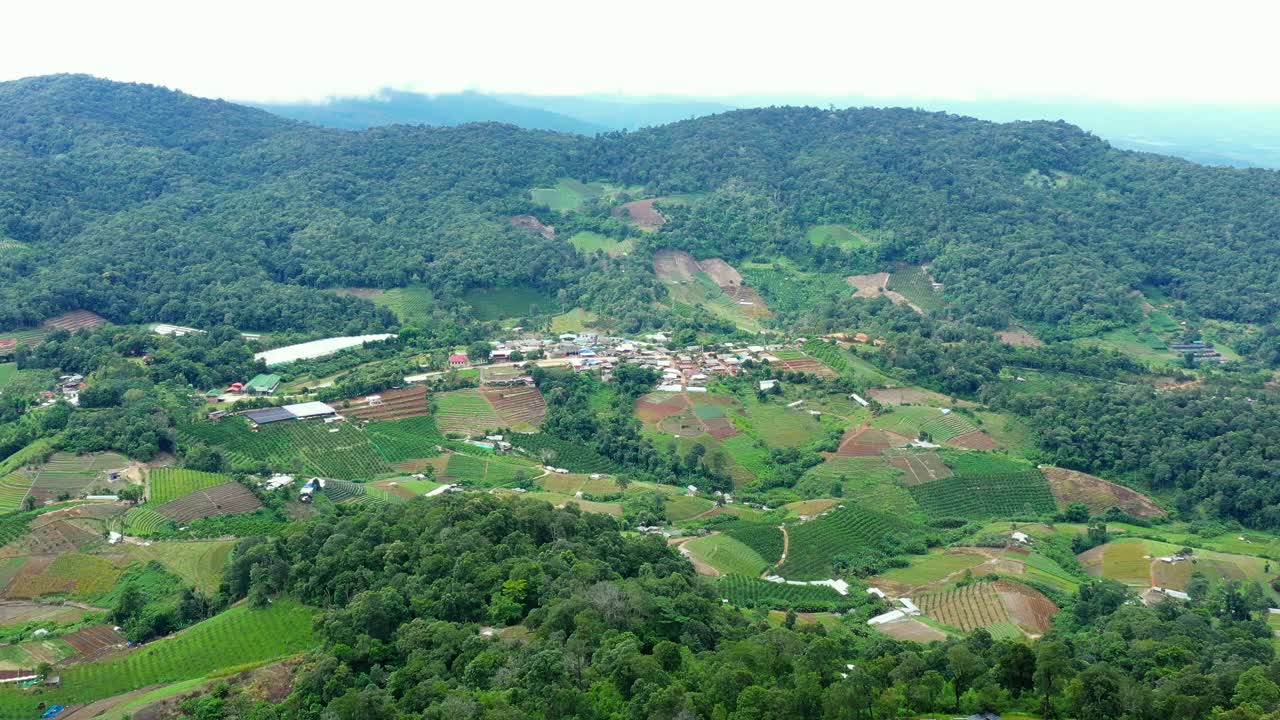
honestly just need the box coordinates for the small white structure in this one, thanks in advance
[786,400,805,409]
[898,598,921,615]
[1011,531,1030,544]
[424,484,457,498]
[866,587,887,599]
[867,609,907,625]
[759,379,778,391]
[1153,586,1191,601]
[265,474,295,491]
[849,393,869,407]
[108,531,122,545]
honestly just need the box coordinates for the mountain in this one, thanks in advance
[253,89,608,134]
[497,93,736,130]
[3,74,1280,346]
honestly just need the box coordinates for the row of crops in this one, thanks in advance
[723,522,785,564]
[148,468,232,505]
[779,504,918,580]
[180,418,391,480]
[0,601,316,711]
[443,454,535,487]
[0,475,31,511]
[363,415,444,463]
[888,267,946,314]
[124,507,174,535]
[739,268,851,316]
[907,470,1057,520]
[918,413,977,441]
[718,575,864,611]
[508,434,618,473]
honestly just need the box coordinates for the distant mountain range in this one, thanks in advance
[255,90,1280,169]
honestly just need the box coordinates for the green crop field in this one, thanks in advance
[124,507,174,535]
[0,512,35,547]
[870,406,952,439]
[180,418,390,479]
[529,178,637,212]
[27,451,131,496]
[684,535,769,576]
[941,451,1034,475]
[443,454,534,487]
[0,601,315,714]
[797,456,924,519]
[723,522,785,564]
[433,389,503,437]
[0,474,32,512]
[551,308,600,334]
[780,504,917,580]
[0,327,51,350]
[771,348,806,360]
[908,470,1056,519]
[7,553,121,599]
[738,395,833,448]
[364,416,444,463]
[461,286,560,321]
[664,494,715,522]
[806,224,869,251]
[740,268,851,317]
[974,412,1037,456]
[569,231,633,257]
[148,468,232,505]
[0,364,14,387]
[887,266,945,314]
[508,434,618,473]
[718,575,862,610]
[802,341,898,386]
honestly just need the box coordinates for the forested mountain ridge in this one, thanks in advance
[3,75,1280,342]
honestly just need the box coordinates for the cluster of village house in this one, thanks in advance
[36,374,85,407]
[452,332,811,392]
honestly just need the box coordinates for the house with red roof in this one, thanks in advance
[448,354,469,368]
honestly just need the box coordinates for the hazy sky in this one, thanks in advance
[7,0,1279,104]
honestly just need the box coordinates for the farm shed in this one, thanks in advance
[244,401,337,426]
[284,401,338,419]
[244,373,282,395]
[244,407,295,425]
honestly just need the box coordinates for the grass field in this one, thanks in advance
[125,541,235,594]
[907,470,1056,519]
[551,308,600,334]
[529,178,640,211]
[148,468,231,505]
[941,451,1033,476]
[443,453,534,486]
[568,231,633,257]
[877,549,988,587]
[974,411,1037,457]
[433,389,503,437]
[1080,537,1158,586]
[737,395,834,448]
[462,286,560,321]
[368,284,435,322]
[797,456,924,520]
[180,418,390,480]
[0,364,13,387]
[780,504,916,580]
[7,553,122,599]
[684,534,769,576]
[0,601,315,713]
[508,434,618,473]
[806,224,870,251]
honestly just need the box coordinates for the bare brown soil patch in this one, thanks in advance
[836,426,910,456]
[653,250,771,317]
[994,580,1059,635]
[1151,559,1192,589]
[696,258,744,287]
[613,198,666,229]
[777,357,839,379]
[847,273,891,298]
[875,617,948,642]
[63,624,126,660]
[510,214,556,239]
[997,328,1043,347]
[888,452,953,486]
[653,249,702,280]
[704,417,739,440]
[18,520,99,555]
[635,393,689,424]
[866,387,976,407]
[346,386,429,421]
[946,430,998,450]
[1041,466,1165,518]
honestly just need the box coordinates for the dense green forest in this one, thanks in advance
[203,495,1280,720]
[4,75,1280,343]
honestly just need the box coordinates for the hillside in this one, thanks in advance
[2,75,1280,349]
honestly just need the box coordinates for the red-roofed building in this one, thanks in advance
[448,354,469,368]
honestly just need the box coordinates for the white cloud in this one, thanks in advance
[6,0,1279,104]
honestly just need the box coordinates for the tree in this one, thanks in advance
[1035,641,1073,718]
[467,342,492,363]
[1068,665,1125,720]
[948,644,985,707]
[1234,666,1280,712]
[996,641,1037,696]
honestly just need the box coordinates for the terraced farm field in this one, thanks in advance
[779,504,916,580]
[917,582,1011,633]
[23,452,131,501]
[123,507,173,535]
[147,468,231,504]
[0,601,316,713]
[0,475,32,512]
[718,575,861,610]
[126,541,235,593]
[345,386,430,421]
[363,416,443,463]
[1041,466,1165,518]
[322,479,403,506]
[6,553,122,599]
[887,266,945,314]
[180,418,390,479]
[483,387,546,430]
[907,470,1056,519]
[43,310,107,333]
[723,523,785,564]
[153,482,262,523]
[434,389,503,436]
